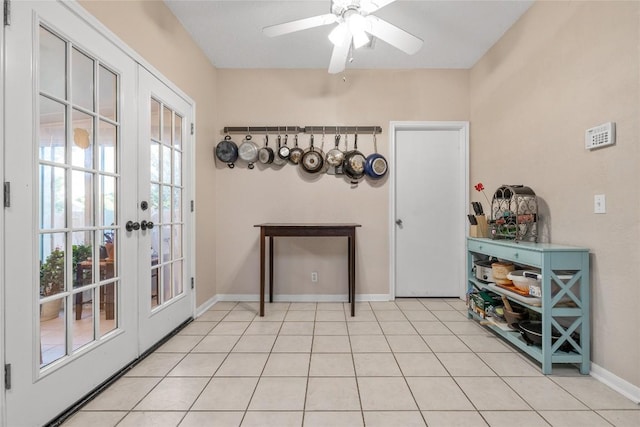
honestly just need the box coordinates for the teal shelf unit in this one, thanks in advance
[467,237,590,374]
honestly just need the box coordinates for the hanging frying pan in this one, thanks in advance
[364,132,388,179]
[215,135,238,168]
[288,134,304,164]
[258,133,274,164]
[273,133,286,166]
[342,132,366,183]
[278,134,291,161]
[325,133,345,167]
[238,134,259,169]
[300,134,324,173]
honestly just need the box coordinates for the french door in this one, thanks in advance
[3,2,193,425]
[137,68,193,353]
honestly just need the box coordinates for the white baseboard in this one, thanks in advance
[591,362,640,404]
[215,294,391,303]
[195,294,219,317]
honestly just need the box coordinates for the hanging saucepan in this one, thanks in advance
[364,132,388,179]
[238,134,259,169]
[215,135,238,168]
[258,133,274,164]
[325,133,345,168]
[278,134,291,162]
[288,134,304,165]
[300,134,324,174]
[273,133,286,166]
[342,132,366,183]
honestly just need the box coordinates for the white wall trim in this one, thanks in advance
[195,294,220,318]
[215,294,392,303]
[590,362,640,404]
[388,121,470,300]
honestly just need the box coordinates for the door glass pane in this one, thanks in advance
[150,142,160,182]
[39,96,66,163]
[72,230,93,289]
[98,65,117,121]
[173,261,183,297]
[39,165,66,230]
[37,25,122,372]
[162,145,171,184]
[174,115,182,150]
[72,289,94,350]
[161,225,171,262]
[39,27,66,99]
[100,175,116,227]
[99,282,117,334]
[149,100,184,309]
[150,183,160,223]
[162,263,172,302]
[162,106,172,144]
[151,266,159,308]
[162,186,171,223]
[98,120,117,173]
[39,233,66,298]
[150,98,160,141]
[173,226,182,258]
[150,227,160,265]
[103,230,117,278]
[40,298,66,367]
[173,187,181,222]
[71,109,94,169]
[72,170,93,228]
[173,151,182,186]
[72,48,94,111]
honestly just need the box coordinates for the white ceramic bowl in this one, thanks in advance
[506,270,537,292]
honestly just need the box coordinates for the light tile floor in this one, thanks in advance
[63,299,639,427]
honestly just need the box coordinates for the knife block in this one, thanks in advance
[469,215,489,238]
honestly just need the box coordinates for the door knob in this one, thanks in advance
[126,220,140,232]
[141,220,154,230]
[395,219,403,226]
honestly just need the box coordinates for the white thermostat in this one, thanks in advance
[585,122,615,150]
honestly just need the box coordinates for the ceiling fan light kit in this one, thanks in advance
[262,0,423,74]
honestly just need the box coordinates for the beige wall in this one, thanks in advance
[470,1,640,387]
[79,0,218,306]
[80,0,639,389]
[215,69,469,297]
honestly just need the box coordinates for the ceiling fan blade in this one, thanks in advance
[365,15,423,55]
[263,13,338,38]
[328,32,353,74]
[361,0,397,14]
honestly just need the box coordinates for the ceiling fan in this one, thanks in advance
[263,0,423,74]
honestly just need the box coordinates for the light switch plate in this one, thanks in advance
[585,122,616,150]
[594,194,606,214]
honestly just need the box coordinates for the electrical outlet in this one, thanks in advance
[585,122,616,150]
[311,272,318,283]
[594,194,606,214]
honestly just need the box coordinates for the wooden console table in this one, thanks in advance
[254,223,361,317]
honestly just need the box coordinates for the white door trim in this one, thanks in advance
[388,121,470,300]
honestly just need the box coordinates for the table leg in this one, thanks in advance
[269,236,274,303]
[260,228,266,317]
[349,232,356,317]
[347,238,352,304]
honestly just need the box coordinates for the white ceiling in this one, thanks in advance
[164,0,534,71]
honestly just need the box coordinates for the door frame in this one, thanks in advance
[388,121,469,300]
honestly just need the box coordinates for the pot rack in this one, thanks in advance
[222,126,382,135]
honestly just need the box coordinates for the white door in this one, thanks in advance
[137,67,194,352]
[3,2,138,425]
[391,122,468,298]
